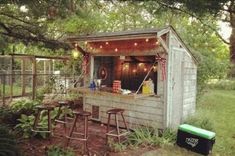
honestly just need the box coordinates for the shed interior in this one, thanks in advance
[93,56,158,93]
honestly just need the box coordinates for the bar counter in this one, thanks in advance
[70,87,164,129]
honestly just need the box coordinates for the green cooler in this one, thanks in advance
[176,124,216,155]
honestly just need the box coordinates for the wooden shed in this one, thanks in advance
[67,26,197,129]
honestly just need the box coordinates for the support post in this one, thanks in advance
[21,59,26,96]
[10,55,13,102]
[32,58,37,100]
[44,60,47,86]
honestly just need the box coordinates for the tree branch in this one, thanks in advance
[0,21,71,50]
[0,12,39,26]
[157,1,230,45]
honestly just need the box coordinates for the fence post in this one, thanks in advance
[21,59,26,96]
[32,57,37,100]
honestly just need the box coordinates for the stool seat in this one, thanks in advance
[36,105,55,110]
[73,111,91,116]
[107,108,124,114]
[57,100,69,106]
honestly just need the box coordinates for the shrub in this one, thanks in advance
[156,128,177,147]
[208,79,235,90]
[109,142,127,152]
[0,99,40,127]
[0,125,21,156]
[0,107,16,126]
[46,146,75,156]
[14,107,60,139]
[10,99,40,112]
[127,126,158,147]
[184,115,214,131]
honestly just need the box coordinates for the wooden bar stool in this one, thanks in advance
[54,100,72,134]
[106,108,129,144]
[32,105,55,136]
[65,110,91,154]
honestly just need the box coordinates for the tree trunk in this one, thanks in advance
[229,2,235,77]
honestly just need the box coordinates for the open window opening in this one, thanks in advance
[93,56,158,94]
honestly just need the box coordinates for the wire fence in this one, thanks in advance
[0,72,77,106]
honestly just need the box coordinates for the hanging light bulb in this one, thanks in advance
[72,50,79,59]
[115,48,118,52]
[145,38,149,42]
[156,41,159,45]
[105,41,109,45]
[153,65,157,72]
[132,69,137,73]
[134,42,138,46]
[138,63,143,67]
[144,68,147,72]
[100,45,103,49]
[84,41,88,45]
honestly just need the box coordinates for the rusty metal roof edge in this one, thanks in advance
[66,26,170,42]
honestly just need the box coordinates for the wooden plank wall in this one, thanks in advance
[83,94,164,129]
[182,52,197,120]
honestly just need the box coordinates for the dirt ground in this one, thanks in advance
[19,120,154,156]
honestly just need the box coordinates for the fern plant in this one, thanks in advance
[0,125,21,156]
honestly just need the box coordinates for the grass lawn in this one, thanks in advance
[197,89,235,156]
[0,84,32,97]
[159,89,235,156]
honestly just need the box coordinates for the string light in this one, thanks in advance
[72,50,79,59]
[123,64,129,70]
[153,65,157,72]
[145,38,149,42]
[138,63,143,67]
[134,42,138,46]
[100,45,103,48]
[156,41,159,45]
[144,68,147,72]
[90,47,93,50]
[115,48,118,52]
[105,42,109,45]
[74,43,78,47]
[132,69,137,73]
[84,41,87,45]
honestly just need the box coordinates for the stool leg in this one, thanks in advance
[84,116,88,154]
[115,115,121,143]
[33,110,41,130]
[55,106,62,120]
[64,112,67,134]
[121,113,128,131]
[106,114,111,144]
[65,115,78,146]
[48,110,52,136]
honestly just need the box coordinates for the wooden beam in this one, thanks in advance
[76,45,86,55]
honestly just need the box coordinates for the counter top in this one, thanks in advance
[69,87,160,99]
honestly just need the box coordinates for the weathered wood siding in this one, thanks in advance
[167,32,197,128]
[83,94,164,129]
[182,52,197,120]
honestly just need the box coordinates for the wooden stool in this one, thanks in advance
[54,100,71,134]
[106,108,129,143]
[32,105,55,136]
[65,111,91,154]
